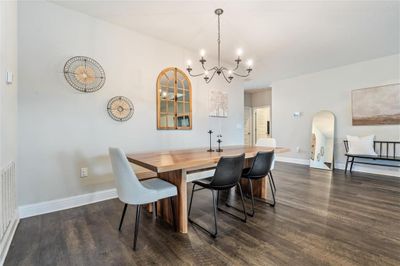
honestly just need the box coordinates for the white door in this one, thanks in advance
[253,106,271,145]
[244,107,252,145]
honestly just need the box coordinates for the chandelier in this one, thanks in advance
[186,8,253,84]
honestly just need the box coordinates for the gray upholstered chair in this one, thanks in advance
[109,147,177,250]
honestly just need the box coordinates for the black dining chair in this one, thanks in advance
[188,154,246,238]
[241,151,275,217]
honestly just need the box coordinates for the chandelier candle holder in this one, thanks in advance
[186,8,253,84]
[216,134,223,152]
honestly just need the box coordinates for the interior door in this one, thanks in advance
[244,107,252,145]
[254,106,271,144]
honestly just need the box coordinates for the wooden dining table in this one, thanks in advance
[127,145,289,233]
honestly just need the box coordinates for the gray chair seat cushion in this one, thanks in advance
[141,178,177,200]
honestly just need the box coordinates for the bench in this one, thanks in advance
[343,140,400,173]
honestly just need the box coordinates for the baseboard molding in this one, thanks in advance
[0,215,19,265]
[18,188,117,219]
[334,162,400,177]
[276,156,309,165]
[17,157,399,220]
[276,156,399,177]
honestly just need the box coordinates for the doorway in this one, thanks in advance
[253,106,271,145]
[244,106,252,145]
[243,88,272,146]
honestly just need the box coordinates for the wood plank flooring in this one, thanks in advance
[5,163,400,265]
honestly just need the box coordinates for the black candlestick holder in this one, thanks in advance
[207,130,215,152]
[216,134,223,152]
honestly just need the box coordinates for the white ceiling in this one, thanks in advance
[52,1,399,89]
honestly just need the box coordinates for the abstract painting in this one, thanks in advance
[352,83,400,125]
[209,90,228,117]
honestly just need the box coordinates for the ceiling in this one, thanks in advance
[52,1,399,89]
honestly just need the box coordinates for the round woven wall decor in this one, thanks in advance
[107,96,134,122]
[63,56,105,93]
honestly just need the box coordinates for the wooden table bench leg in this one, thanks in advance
[157,169,188,233]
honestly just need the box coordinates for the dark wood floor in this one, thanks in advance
[5,163,400,265]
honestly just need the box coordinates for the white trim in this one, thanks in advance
[276,156,399,177]
[276,156,309,165]
[0,215,19,265]
[18,188,118,219]
[334,162,400,177]
[17,159,399,221]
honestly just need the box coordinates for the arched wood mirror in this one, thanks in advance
[156,67,192,130]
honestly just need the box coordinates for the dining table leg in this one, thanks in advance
[157,169,188,233]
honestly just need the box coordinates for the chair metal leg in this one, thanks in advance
[220,185,247,222]
[237,183,247,222]
[269,171,276,192]
[118,203,128,231]
[152,202,157,219]
[188,187,218,238]
[245,175,276,208]
[188,183,196,218]
[268,173,276,207]
[344,156,350,174]
[350,157,355,173]
[133,205,141,250]
[170,197,177,231]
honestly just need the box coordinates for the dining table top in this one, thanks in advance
[127,145,290,173]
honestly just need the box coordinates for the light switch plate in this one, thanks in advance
[6,71,13,84]
[293,112,301,118]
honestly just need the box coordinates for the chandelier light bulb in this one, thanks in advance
[247,59,253,67]
[237,48,243,57]
[200,49,206,57]
[187,60,192,66]
[228,70,233,76]
[204,70,209,76]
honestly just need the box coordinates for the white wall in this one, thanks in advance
[0,0,18,263]
[244,92,252,107]
[17,1,244,205]
[252,89,272,108]
[272,54,400,176]
[244,89,272,108]
[1,0,18,168]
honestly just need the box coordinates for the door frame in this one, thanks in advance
[252,105,272,145]
[244,106,253,146]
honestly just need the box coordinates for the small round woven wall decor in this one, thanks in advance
[107,96,134,122]
[63,56,105,93]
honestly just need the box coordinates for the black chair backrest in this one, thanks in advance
[246,151,274,179]
[210,154,245,189]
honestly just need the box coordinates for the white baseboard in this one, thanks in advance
[17,158,399,221]
[276,156,309,165]
[276,156,400,177]
[0,215,19,266]
[334,162,400,177]
[18,188,117,219]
